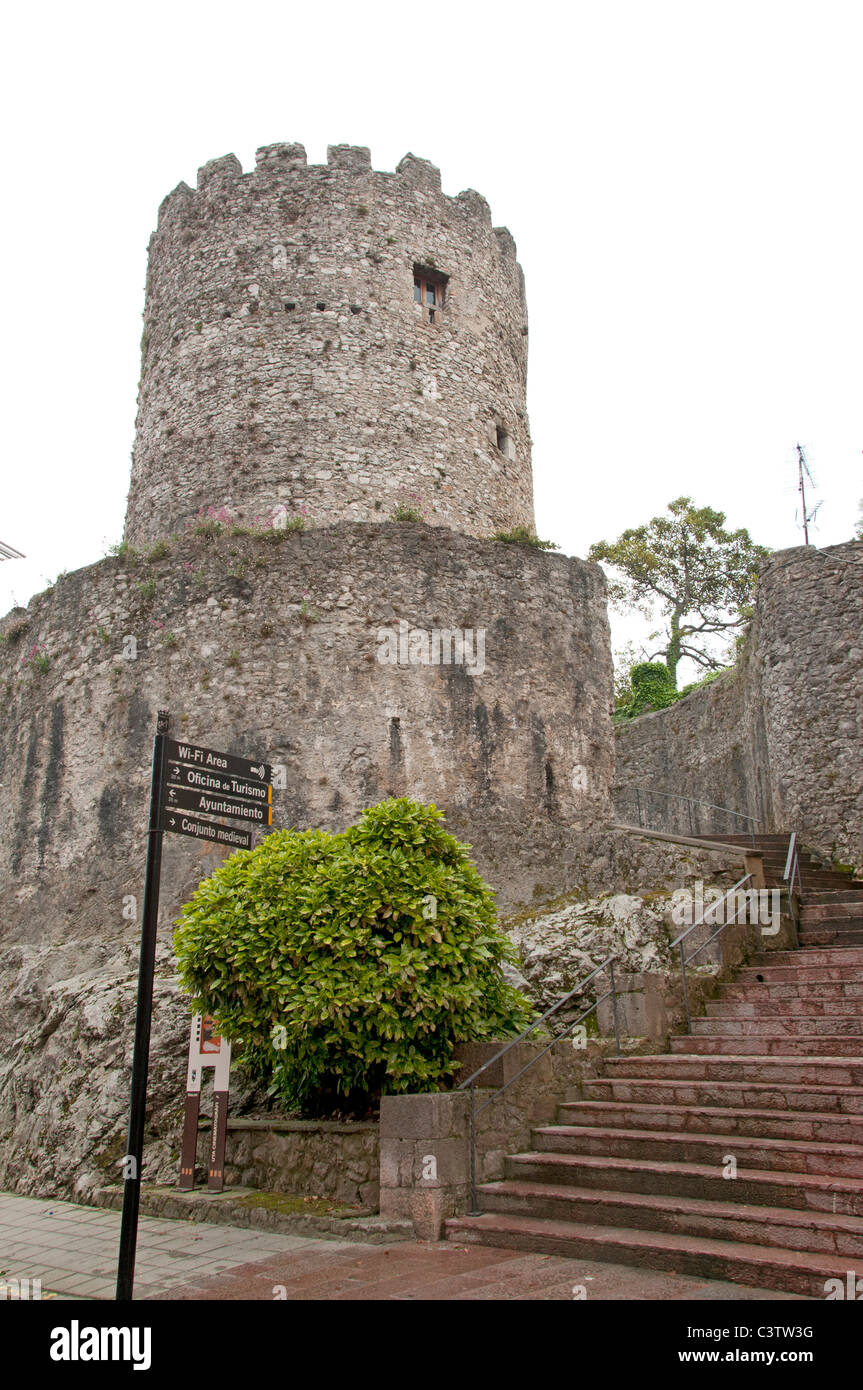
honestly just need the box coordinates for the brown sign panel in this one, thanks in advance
[167,738,271,785]
[162,809,254,850]
[163,783,272,825]
[167,760,271,805]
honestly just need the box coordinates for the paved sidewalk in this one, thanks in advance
[149,1238,808,1301]
[1,1191,804,1301]
[0,1192,357,1300]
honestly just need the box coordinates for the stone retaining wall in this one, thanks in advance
[615,541,863,872]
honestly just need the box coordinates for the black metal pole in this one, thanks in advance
[116,708,169,1301]
[469,1085,479,1216]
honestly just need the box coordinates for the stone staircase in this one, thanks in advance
[686,832,863,947]
[446,934,863,1296]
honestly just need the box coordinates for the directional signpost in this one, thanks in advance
[116,713,272,1301]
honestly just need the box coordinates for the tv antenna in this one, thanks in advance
[795,444,822,546]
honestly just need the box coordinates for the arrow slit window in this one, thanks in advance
[413,265,448,324]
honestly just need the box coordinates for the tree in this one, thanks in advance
[589,497,770,689]
[173,798,532,1113]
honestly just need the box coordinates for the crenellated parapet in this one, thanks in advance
[126,143,534,546]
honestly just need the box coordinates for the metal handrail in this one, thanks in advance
[783,832,803,944]
[456,953,621,1215]
[623,785,761,846]
[671,873,755,1031]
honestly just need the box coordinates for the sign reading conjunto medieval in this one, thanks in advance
[116,713,272,1302]
[161,810,253,851]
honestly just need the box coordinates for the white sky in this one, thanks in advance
[2,1,861,680]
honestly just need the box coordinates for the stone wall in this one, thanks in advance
[0,521,615,1198]
[614,541,863,871]
[216,1120,379,1209]
[125,144,535,547]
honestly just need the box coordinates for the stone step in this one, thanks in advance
[671,1033,863,1056]
[736,963,863,984]
[805,891,863,905]
[444,1211,858,1298]
[557,1099,863,1144]
[800,931,863,948]
[750,946,863,965]
[691,1015,863,1036]
[533,1123,863,1178]
[584,1075,863,1115]
[718,980,863,1002]
[800,881,863,893]
[802,903,863,921]
[707,995,863,1017]
[503,1149,863,1214]
[604,1053,863,1085]
[474,1180,863,1259]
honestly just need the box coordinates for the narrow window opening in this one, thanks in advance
[496,425,515,460]
[315,301,325,311]
[284,301,296,312]
[412,264,448,324]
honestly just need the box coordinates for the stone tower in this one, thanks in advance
[125,144,535,547]
[0,139,625,1200]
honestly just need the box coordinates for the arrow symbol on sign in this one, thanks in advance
[168,788,177,803]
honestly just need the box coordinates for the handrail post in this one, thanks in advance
[468,1083,479,1216]
[609,958,621,1057]
[679,942,692,1032]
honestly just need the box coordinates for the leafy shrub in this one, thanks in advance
[491,526,559,551]
[173,798,532,1111]
[615,661,678,719]
[108,540,138,562]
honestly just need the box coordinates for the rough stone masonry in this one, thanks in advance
[615,540,863,874]
[126,143,535,547]
[0,143,630,1198]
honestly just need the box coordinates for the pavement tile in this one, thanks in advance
[2,1189,808,1302]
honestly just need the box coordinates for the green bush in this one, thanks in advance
[173,798,532,1111]
[491,526,559,551]
[615,661,678,719]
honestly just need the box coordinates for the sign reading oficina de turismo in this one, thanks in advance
[115,711,273,1303]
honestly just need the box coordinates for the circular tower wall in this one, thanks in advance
[125,143,535,547]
